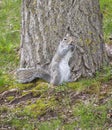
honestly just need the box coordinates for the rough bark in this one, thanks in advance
[20,0,108,81]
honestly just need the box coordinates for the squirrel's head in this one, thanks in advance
[60,33,75,52]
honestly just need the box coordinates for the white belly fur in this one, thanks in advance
[59,51,72,83]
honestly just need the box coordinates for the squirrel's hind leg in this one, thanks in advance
[50,72,61,86]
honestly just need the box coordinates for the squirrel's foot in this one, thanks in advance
[67,79,74,83]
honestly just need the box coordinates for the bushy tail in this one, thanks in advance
[16,67,50,83]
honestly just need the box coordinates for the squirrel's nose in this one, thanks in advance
[69,42,74,46]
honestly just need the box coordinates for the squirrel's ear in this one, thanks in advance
[66,33,70,37]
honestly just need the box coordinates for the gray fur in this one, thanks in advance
[16,34,75,85]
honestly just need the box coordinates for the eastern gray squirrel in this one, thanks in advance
[16,34,75,85]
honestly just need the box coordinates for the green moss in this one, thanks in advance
[29,82,49,96]
[22,97,57,118]
[67,78,96,92]
[67,81,83,91]
[0,105,9,113]
[6,96,15,102]
[54,83,69,92]
[19,83,35,90]
[85,82,101,95]
[34,82,49,91]
[8,82,35,91]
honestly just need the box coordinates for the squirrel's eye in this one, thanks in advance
[64,38,67,40]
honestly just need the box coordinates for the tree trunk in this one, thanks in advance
[20,0,108,81]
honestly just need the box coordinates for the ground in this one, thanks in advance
[0,0,112,130]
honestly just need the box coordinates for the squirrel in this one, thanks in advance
[16,34,75,85]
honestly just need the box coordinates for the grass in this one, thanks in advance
[100,0,112,42]
[0,67,112,129]
[73,104,107,129]
[0,0,21,87]
[0,0,112,130]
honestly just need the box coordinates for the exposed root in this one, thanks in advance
[0,89,21,105]
[0,88,20,98]
[9,91,41,104]
[0,88,41,105]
